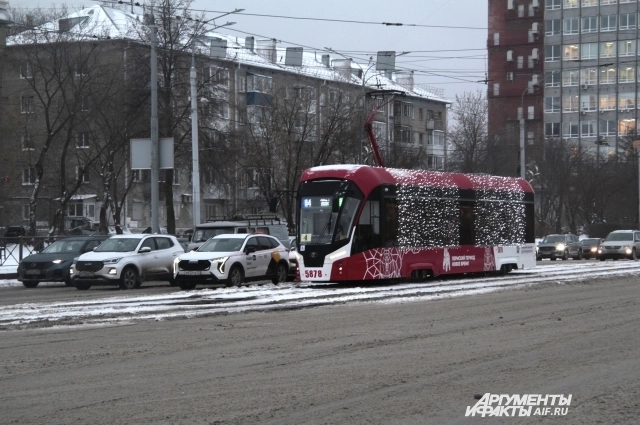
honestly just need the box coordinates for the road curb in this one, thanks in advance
[0,273,18,279]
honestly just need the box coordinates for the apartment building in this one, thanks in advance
[0,4,449,233]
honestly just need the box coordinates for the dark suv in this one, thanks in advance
[4,226,27,244]
[536,234,582,261]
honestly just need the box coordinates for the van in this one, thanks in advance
[187,215,289,251]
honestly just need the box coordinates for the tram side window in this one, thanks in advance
[474,201,526,245]
[398,197,459,247]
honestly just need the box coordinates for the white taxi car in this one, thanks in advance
[70,234,184,290]
[174,234,290,290]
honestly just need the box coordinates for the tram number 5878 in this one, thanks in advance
[304,269,323,278]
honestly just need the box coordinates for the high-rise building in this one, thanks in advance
[489,0,640,164]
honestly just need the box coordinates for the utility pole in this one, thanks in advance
[190,53,201,227]
[149,16,160,233]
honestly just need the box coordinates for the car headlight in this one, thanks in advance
[52,259,63,264]
[212,256,229,274]
[556,243,566,251]
[590,247,597,252]
[103,257,123,264]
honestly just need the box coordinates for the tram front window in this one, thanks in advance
[299,196,360,244]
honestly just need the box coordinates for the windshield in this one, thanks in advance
[192,227,235,243]
[581,239,599,245]
[41,240,85,253]
[605,233,633,241]
[94,238,140,252]
[198,238,245,253]
[299,196,361,244]
[542,235,566,243]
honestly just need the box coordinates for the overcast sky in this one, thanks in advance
[12,0,488,101]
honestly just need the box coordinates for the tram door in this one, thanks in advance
[459,201,475,246]
[383,197,398,247]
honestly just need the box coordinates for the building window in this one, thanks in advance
[545,45,561,61]
[581,42,598,60]
[600,66,616,84]
[581,68,598,85]
[545,122,560,136]
[600,93,617,110]
[562,70,580,86]
[601,15,617,32]
[620,13,636,30]
[506,71,514,81]
[581,121,597,137]
[619,40,636,57]
[528,106,535,119]
[563,44,579,61]
[545,96,561,113]
[68,202,83,217]
[517,56,524,69]
[21,96,34,113]
[394,126,412,143]
[582,0,597,6]
[562,122,579,138]
[563,17,579,35]
[22,204,30,220]
[372,121,386,141]
[23,168,36,185]
[20,63,33,79]
[581,94,597,111]
[619,118,636,136]
[545,71,560,87]
[518,4,525,17]
[493,33,499,46]
[205,204,216,219]
[563,95,579,112]
[22,132,34,151]
[173,169,180,185]
[619,92,636,110]
[600,41,616,58]
[563,0,578,8]
[582,16,598,33]
[546,0,561,9]
[418,108,424,120]
[600,119,617,136]
[600,0,617,5]
[620,66,636,82]
[76,132,89,148]
[76,165,89,183]
[546,19,561,35]
[493,83,500,96]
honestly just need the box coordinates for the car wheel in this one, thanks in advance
[178,280,197,290]
[536,256,541,261]
[562,250,568,260]
[22,281,39,288]
[119,267,139,290]
[75,282,91,290]
[272,262,288,284]
[64,276,73,287]
[632,248,638,260]
[576,250,583,260]
[600,257,605,261]
[227,266,244,287]
[551,257,557,261]
[169,276,178,286]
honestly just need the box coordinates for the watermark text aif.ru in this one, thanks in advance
[466,394,571,417]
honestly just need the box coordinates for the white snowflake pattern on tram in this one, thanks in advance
[363,248,406,279]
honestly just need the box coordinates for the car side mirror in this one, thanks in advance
[139,247,152,253]
[245,246,256,254]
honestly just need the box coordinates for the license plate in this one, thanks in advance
[182,271,203,275]
[79,271,94,277]
[26,270,40,275]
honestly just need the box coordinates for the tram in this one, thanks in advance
[295,165,535,282]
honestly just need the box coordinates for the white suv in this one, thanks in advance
[174,234,290,290]
[70,234,184,290]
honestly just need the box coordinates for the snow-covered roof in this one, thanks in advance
[8,4,449,103]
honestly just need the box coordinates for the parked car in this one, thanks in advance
[4,225,27,244]
[17,236,110,288]
[173,234,290,290]
[598,230,640,261]
[536,234,582,260]
[70,234,184,290]
[580,238,602,260]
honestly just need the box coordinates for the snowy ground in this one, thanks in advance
[1,260,639,329]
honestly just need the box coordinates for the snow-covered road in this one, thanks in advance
[1,261,639,329]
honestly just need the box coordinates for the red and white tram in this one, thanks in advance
[295,165,535,282]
